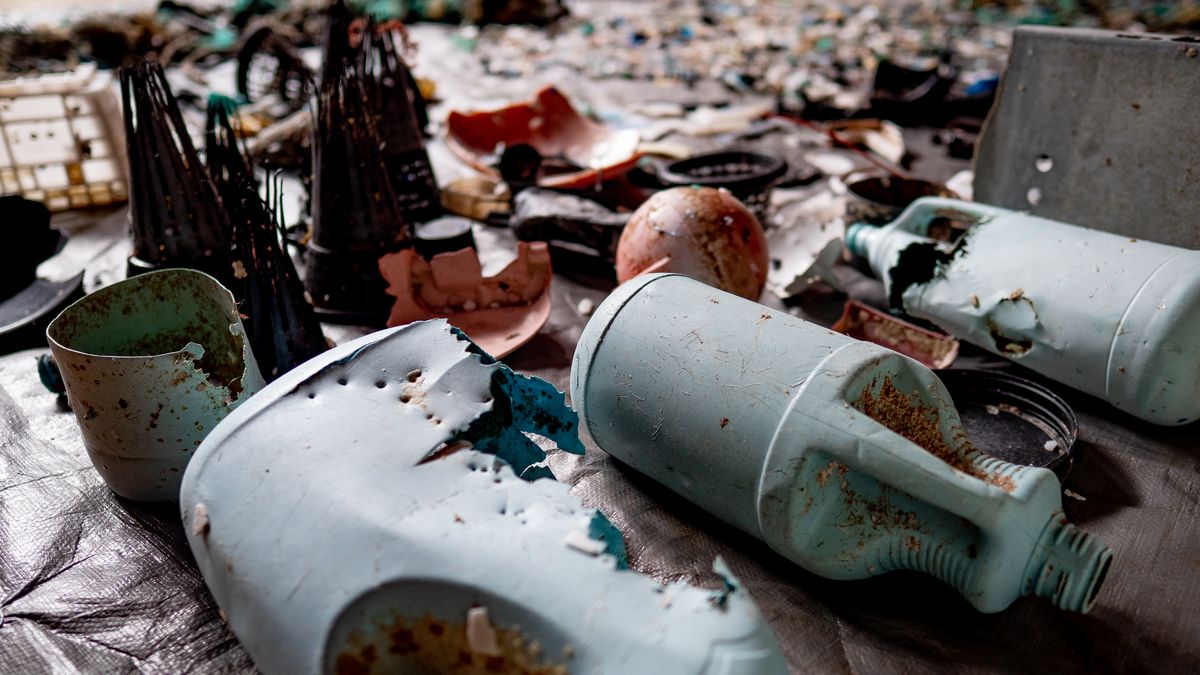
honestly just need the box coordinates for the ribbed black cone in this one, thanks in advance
[356,23,441,225]
[306,54,411,324]
[121,61,233,287]
[205,100,328,381]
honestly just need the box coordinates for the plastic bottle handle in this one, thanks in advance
[799,409,1002,528]
[889,197,1007,236]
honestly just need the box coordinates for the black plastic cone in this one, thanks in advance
[120,61,232,287]
[205,100,328,381]
[356,23,441,225]
[306,57,411,325]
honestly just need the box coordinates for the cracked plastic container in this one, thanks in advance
[572,274,1112,613]
[847,197,1200,426]
[47,269,264,501]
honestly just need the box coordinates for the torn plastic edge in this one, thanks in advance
[47,301,258,410]
[883,223,1043,358]
[378,242,553,358]
[588,512,630,570]
[286,321,582,480]
[708,557,739,610]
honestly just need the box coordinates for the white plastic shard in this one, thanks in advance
[180,319,786,675]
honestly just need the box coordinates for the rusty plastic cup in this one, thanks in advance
[46,269,264,502]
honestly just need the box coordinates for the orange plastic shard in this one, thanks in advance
[445,86,641,190]
[379,242,553,357]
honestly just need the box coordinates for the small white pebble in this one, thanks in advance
[577,298,596,316]
[985,405,1000,415]
[1064,489,1087,502]
[465,607,501,657]
[462,300,477,311]
[1044,440,1059,452]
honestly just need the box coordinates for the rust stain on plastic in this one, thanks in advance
[333,614,568,675]
[857,376,1014,492]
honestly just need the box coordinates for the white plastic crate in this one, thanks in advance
[0,64,128,212]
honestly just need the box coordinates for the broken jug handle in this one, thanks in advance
[846,424,1011,531]
[888,197,1007,237]
[796,353,1020,530]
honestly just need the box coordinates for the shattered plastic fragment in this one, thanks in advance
[441,175,511,221]
[465,607,502,657]
[46,269,264,502]
[446,86,641,190]
[763,186,846,299]
[848,197,1200,426]
[509,188,629,266]
[572,274,1112,614]
[379,242,552,358]
[180,320,786,674]
[564,528,606,556]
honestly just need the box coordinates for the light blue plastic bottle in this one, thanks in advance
[571,273,1112,613]
[846,197,1200,426]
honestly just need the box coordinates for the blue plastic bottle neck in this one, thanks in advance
[1023,516,1113,612]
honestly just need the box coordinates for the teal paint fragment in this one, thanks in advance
[589,512,630,570]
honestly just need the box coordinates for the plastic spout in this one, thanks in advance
[1024,517,1113,613]
[845,222,876,258]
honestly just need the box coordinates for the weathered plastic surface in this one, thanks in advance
[46,269,264,502]
[847,197,1200,426]
[379,242,552,357]
[572,274,1112,614]
[974,26,1200,249]
[180,320,787,675]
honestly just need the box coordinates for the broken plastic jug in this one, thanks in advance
[181,320,787,675]
[846,197,1200,426]
[571,274,1112,614]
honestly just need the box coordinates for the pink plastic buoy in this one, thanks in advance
[616,186,769,300]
